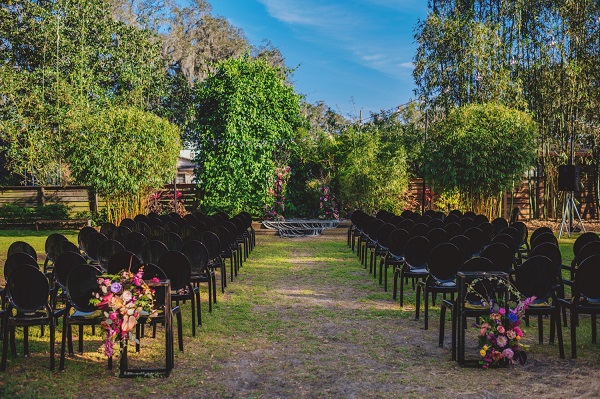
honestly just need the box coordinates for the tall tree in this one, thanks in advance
[189,56,304,216]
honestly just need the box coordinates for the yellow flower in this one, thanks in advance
[480,349,487,357]
[483,345,489,350]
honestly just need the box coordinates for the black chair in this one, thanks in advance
[135,220,152,238]
[1,265,63,371]
[181,224,201,243]
[133,263,183,359]
[201,231,226,293]
[458,217,474,233]
[122,231,148,257]
[7,241,38,261]
[43,233,69,273]
[472,214,489,226]
[480,242,514,273]
[112,225,131,243]
[59,264,109,370]
[443,222,462,238]
[416,242,462,330]
[97,239,126,270]
[463,227,485,255]
[161,232,184,252]
[531,232,558,249]
[491,233,519,261]
[490,217,509,236]
[439,257,495,351]
[51,251,89,308]
[384,229,409,294]
[572,232,600,259]
[182,240,216,313]
[425,228,449,249]
[374,223,397,283]
[363,219,385,270]
[106,251,143,275]
[149,225,167,241]
[428,218,445,229]
[213,224,238,282]
[558,254,600,358]
[394,235,431,307]
[510,221,529,256]
[529,227,553,248]
[448,235,473,263]
[409,222,430,238]
[99,222,117,239]
[139,240,169,266]
[513,255,564,358]
[82,232,108,264]
[77,226,97,253]
[157,251,200,336]
[3,252,39,282]
[120,218,137,231]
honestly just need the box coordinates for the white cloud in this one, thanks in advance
[256,0,416,79]
[398,62,414,69]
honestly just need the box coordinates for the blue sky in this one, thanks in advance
[208,1,428,119]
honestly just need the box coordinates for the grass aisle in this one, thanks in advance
[1,233,600,398]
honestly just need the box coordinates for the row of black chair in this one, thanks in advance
[0,210,257,371]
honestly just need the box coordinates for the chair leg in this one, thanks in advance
[538,315,544,344]
[392,269,398,300]
[176,312,184,352]
[1,320,9,371]
[592,314,597,344]
[571,309,577,359]
[49,320,56,370]
[439,304,446,347]
[555,309,565,359]
[415,284,422,321]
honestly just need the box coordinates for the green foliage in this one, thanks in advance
[336,115,410,215]
[190,56,304,216]
[0,203,70,222]
[74,209,109,227]
[422,103,536,211]
[65,106,181,198]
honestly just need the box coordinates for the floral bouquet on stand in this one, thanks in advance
[90,267,157,358]
[467,277,535,368]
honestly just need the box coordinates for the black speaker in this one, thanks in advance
[558,165,580,192]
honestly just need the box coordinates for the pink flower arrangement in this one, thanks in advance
[90,268,157,357]
[470,277,534,368]
[318,185,339,220]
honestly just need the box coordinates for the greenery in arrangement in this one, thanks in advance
[422,102,537,214]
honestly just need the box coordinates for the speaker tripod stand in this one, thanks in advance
[559,191,586,238]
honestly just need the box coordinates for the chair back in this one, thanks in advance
[491,233,518,255]
[530,227,553,246]
[376,223,396,249]
[106,250,142,275]
[113,225,131,242]
[448,234,473,262]
[513,255,555,301]
[573,240,600,268]
[479,242,513,272]
[528,242,562,277]
[427,218,444,229]
[78,226,98,252]
[395,218,415,232]
[123,231,148,256]
[54,251,88,290]
[463,227,485,254]
[135,220,152,237]
[472,214,489,226]
[181,240,210,275]
[45,233,69,262]
[490,217,509,236]
[120,218,137,230]
[427,242,461,282]
[404,236,431,269]
[140,264,168,308]
[99,222,117,239]
[149,225,167,240]
[163,221,180,235]
[7,265,49,313]
[573,232,600,259]
[84,232,108,262]
[388,229,409,258]
[531,232,558,249]
[161,232,184,252]
[409,223,430,238]
[7,241,38,260]
[443,222,462,238]
[157,251,192,291]
[573,254,600,300]
[139,240,169,265]
[4,252,39,280]
[459,256,495,272]
[66,264,102,312]
[426,228,448,249]
[200,231,222,261]
[181,225,201,243]
[98,239,125,269]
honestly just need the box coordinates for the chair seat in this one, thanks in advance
[406,267,428,274]
[71,310,103,320]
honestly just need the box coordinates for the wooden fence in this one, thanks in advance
[0,176,597,220]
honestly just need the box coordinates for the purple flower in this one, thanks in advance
[110,282,122,293]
